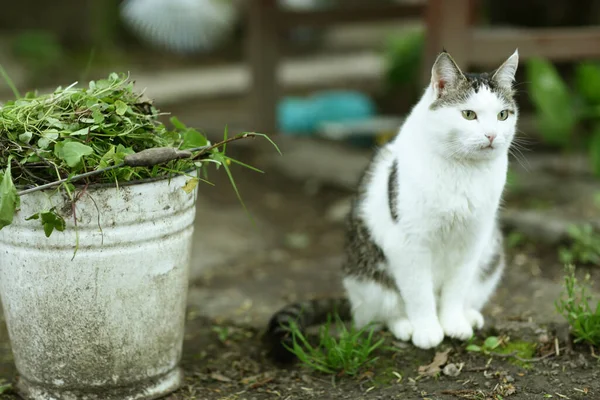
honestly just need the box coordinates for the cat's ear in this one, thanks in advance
[492,49,519,89]
[431,50,465,95]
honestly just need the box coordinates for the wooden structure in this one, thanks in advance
[246,0,600,135]
[424,0,600,81]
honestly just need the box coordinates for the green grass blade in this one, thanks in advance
[226,157,264,173]
[0,64,21,99]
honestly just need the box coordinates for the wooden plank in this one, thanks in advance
[246,0,280,135]
[278,3,425,28]
[421,0,472,85]
[470,27,600,65]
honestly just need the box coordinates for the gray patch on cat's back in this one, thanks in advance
[388,160,399,222]
[342,148,398,290]
[430,72,516,110]
[342,209,395,290]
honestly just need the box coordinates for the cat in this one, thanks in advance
[265,49,519,362]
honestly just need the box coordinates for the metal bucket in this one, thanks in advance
[0,173,198,400]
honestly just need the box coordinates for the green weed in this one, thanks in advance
[506,231,527,249]
[212,326,231,344]
[527,58,600,176]
[0,72,279,235]
[284,315,384,376]
[466,335,536,368]
[384,27,424,91]
[556,265,600,347]
[559,224,600,266]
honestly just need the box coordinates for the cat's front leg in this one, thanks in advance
[438,257,483,340]
[385,245,444,349]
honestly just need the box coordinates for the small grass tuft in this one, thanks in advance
[559,224,600,266]
[466,335,537,368]
[284,314,384,377]
[556,265,600,347]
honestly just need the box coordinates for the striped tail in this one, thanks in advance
[264,297,351,363]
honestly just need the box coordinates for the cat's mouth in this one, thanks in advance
[481,144,494,150]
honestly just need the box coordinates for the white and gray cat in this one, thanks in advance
[265,49,519,362]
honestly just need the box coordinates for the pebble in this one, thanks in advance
[442,363,461,377]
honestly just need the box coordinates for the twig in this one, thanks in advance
[15,135,254,195]
[17,164,124,196]
[248,377,274,389]
[490,350,556,363]
[464,366,489,372]
[441,389,482,396]
[17,163,52,184]
[591,345,599,360]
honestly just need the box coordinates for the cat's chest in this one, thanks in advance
[424,175,499,227]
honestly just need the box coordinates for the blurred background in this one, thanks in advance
[1,0,600,380]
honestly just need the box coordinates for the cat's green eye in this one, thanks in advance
[461,110,477,120]
[498,110,509,121]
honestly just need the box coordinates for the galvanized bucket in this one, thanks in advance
[0,172,198,400]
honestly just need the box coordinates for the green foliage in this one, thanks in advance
[12,31,63,70]
[506,231,526,249]
[575,62,600,106]
[556,265,600,347]
[284,314,384,376]
[526,58,576,147]
[0,72,278,235]
[384,28,424,90]
[466,335,536,368]
[465,335,503,354]
[0,159,19,230]
[559,224,600,266]
[212,326,231,344]
[527,58,600,176]
[25,209,66,238]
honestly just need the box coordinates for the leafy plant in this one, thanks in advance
[284,314,384,376]
[556,265,600,347]
[526,58,576,147]
[0,72,278,236]
[527,58,600,175]
[465,335,504,354]
[466,335,536,368]
[384,27,424,90]
[558,224,600,266]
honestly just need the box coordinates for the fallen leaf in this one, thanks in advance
[418,349,451,376]
[249,377,274,389]
[504,384,517,396]
[357,370,374,381]
[182,177,199,194]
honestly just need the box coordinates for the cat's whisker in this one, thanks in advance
[509,148,530,172]
[510,139,532,152]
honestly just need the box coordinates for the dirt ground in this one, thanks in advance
[0,145,598,400]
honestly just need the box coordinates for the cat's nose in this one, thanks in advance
[485,133,496,144]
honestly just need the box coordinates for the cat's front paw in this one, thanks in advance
[440,312,473,340]
[388,318,413,342]
[411,320,444,349]
[465,309,484,330]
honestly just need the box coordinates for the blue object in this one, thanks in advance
[278,91,376,135]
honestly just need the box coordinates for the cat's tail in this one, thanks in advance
[264,297,351,363]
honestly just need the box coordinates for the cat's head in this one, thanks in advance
[427,49,519,161]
